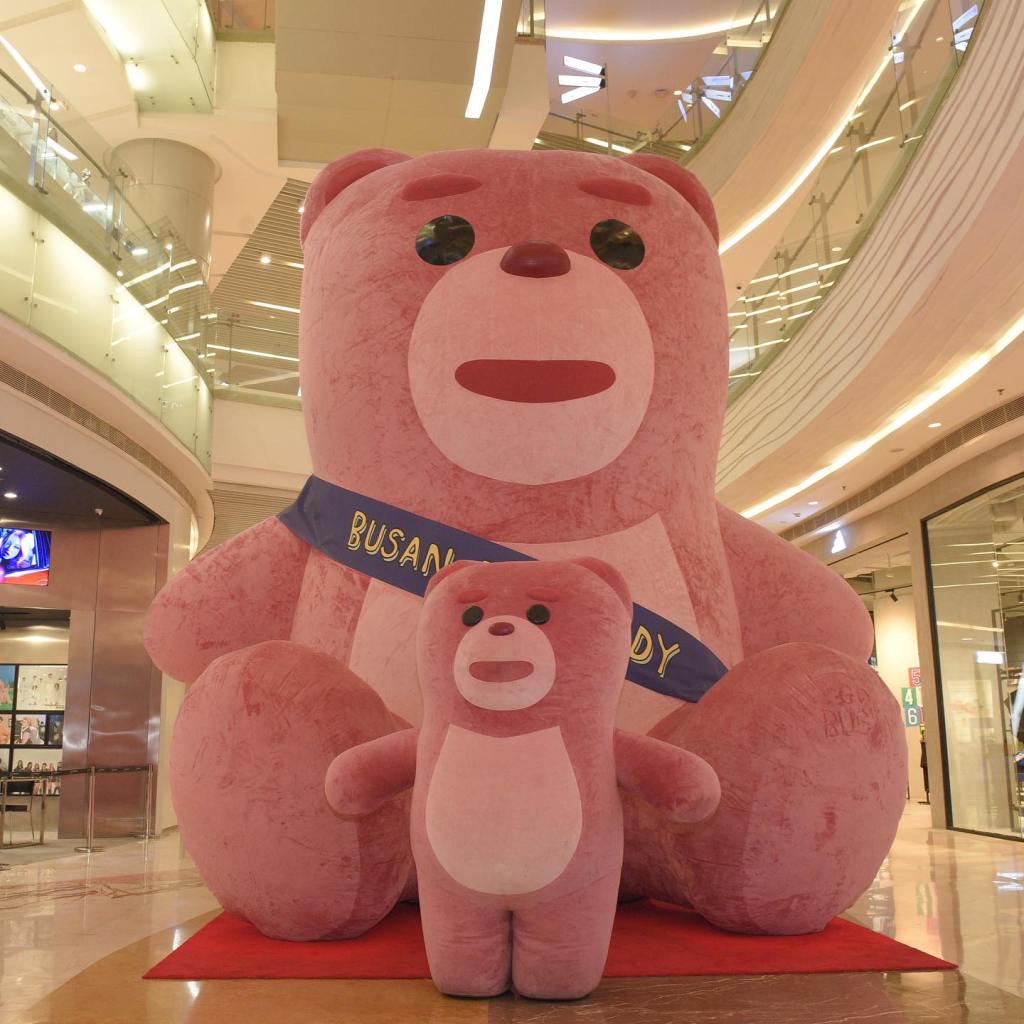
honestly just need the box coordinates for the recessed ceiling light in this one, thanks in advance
[672,89,683,96]
[808,500,820,506]
[259,254,272,265]
[297,204,305,214]
[115,269,124,278]
[164,242,173,251]
[73,63,87,73]
[3,491,16,499]
[131,246,148,256]
[928,421,942,428]
[831,246,842,252]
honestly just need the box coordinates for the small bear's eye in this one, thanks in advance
[462,605,484,627]
[590,219,645,270]
[416,215,475,265]
[526,604,550,625]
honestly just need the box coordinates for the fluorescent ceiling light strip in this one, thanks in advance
[143,294,169,309]
[741,309,1024,519]
[176,332,200,342]
[819,258,851,271]
[0,35,50,100]
[547,11,768,42]
[44,138,78,162]
[730,339,787,352]
[208,343,299,363]
[563,55,604,76]
[248,300,300,314]
[170,259,197,273]
[559,75,602,87]
[951,3,978,32]
[719,1,929,256]
[465,0,503,119]
[122,261,171,288]
[169,280,202,294]
[284,261,305,270]
[561,85,600,104]
[855,136,895,153]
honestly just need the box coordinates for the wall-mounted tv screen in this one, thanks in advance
[0,528,51,586]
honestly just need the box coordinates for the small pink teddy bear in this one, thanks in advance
[326,558,721,999]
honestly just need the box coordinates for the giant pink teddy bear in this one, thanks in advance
[145,148,906,943]
[327,557,721,998]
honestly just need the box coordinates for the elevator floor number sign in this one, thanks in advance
[902,686,922,727]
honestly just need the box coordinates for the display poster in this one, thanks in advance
[13,713,46,745]
[16,665,67,710]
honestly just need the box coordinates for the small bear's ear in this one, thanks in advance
[570,557,632,612]
[424,560,476,600]
[619,154,718,245]
[301,149,410,247]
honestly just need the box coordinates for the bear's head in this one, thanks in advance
[299,149,726,542]
[416,558,632,734]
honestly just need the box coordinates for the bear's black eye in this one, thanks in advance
[590,219,645,270]
[416,215,475,265]
[462,605,484,627]
[526,604,550,625]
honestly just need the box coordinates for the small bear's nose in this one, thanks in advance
[489,621,515,636]
[500,241,571,279]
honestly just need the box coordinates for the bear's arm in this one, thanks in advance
[326,728,418,817]
[614,729,720,824]
[716,502,874,660]
[144,517,312,683]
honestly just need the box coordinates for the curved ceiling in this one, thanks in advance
[717,0,1024,534]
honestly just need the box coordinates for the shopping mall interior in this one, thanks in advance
[0,1,1022,1021]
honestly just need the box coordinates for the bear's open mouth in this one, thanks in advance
[455,359,616,403]
[469,660,534,683]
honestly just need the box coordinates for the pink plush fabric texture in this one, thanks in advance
[145,148,905,948]
[328,559,719,998]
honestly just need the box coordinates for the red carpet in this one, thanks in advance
[145,901,955,980]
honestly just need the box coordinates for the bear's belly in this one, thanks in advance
[424,725,583,896]
[344,513,701,731]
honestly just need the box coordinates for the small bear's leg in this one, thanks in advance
[648,643,906,935]
[171,640,410,941]
[418,882,511,997]
[512,872,619,1000]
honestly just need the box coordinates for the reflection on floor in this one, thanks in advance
[1,804,1022,1023]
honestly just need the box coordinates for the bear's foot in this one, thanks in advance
[171,640,411,940]
[646,643,906,935]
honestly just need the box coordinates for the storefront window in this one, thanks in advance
[926,474,1024,839]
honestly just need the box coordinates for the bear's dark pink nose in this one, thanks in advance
[489,621,515,636]
[500,241,571,279]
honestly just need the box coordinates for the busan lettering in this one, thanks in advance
[348,510,456,576]
[348,507,680,681]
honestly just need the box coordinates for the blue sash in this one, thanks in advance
[279,476,727,703]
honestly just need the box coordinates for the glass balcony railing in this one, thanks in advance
[536,0,786,159]
[725,0,984,401]
[206,0,274,37]
[0,43,213,468]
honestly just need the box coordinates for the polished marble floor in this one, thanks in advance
[1,804,1022,1023]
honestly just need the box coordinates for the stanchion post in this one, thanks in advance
[0,777,10,870]
[74,767,104,854]
[144,764,154,839]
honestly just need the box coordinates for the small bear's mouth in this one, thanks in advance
[469,660,534,683]
[455,359,616,403]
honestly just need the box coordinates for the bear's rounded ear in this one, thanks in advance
[619,154,718,245]
[301,149,410,246]
[570,557,632,612]
[424,560,477,600]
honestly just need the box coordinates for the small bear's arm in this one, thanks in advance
[326,728,419,817]
[716,502,873,660]
[615,729,720,824]
[144,517,311,683]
